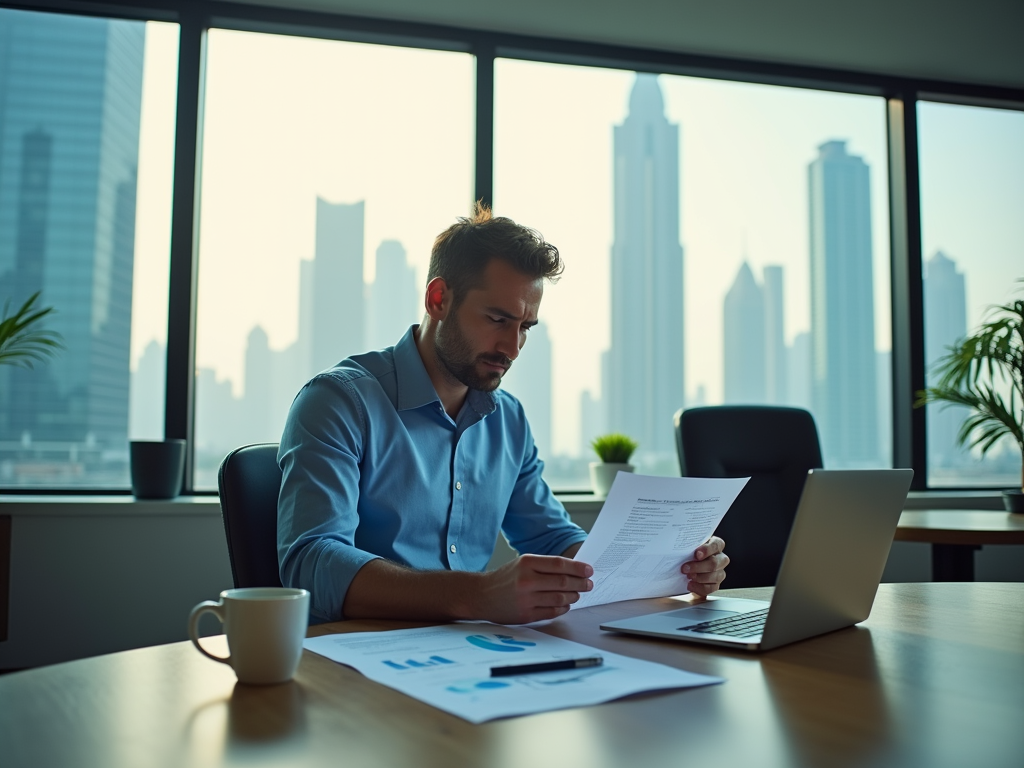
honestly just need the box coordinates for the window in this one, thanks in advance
[0,9,177,487]
[494,59,891,488]
[192,29,474,489]
[918,101,1024,487]
[5,4,1017,497]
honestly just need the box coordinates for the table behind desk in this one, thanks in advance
[1,583,1022,768]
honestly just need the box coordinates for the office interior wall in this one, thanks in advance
[0,511,233,670]
[225,0,1024,89]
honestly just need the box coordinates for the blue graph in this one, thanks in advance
[465,633,537,652]
[382,655,455,670]
[446,679,511,694]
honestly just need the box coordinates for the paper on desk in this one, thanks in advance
[572,473,749,609]
[304,623,722,723]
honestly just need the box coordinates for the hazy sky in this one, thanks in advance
[130,23,1023,458]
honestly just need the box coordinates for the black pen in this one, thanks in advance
[490,656,604,677]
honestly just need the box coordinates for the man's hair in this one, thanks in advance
[427,202,563,304]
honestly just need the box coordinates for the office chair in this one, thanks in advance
[674,406,823,588]
[217,443,284,588]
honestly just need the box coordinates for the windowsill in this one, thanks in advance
[0,489,1008,516]
[0,494,221,516]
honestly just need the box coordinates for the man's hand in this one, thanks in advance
[472,554,594,624]
[681,536,729,598]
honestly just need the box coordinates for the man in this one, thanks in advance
[278,205,728,624]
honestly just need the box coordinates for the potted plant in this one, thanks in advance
[589,433,639,498]
[915,287,1023,513]
[0,291,63,368]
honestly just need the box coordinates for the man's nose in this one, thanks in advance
[496,325,521,361]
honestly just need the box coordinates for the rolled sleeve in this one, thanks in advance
[501,420,588,557]
[277,374,381,622]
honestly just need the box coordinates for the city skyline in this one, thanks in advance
[924,251,970,468]
[0,10,145,484]
[192,196,424,467]
[809,140,880,466]
[3,16,1019,488]
[603,73,684,459]
[185,78,896,482]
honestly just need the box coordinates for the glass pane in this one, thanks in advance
[495,60,892,489]
[193,29,474,489]
[919,101,1024,488]
[0,10,177,488]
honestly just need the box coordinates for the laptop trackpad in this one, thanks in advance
[662,597,767,624]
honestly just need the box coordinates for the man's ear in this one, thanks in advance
[424,277,450,320]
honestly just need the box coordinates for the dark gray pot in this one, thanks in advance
[130,440,186,499]
[1002,490,1024,514]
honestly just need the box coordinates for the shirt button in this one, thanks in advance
[450,544,457,554]
[456,481,462,491]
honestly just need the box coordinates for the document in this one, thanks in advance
[573,473,749,609]
[304,623,722,723]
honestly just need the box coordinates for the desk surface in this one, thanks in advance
[896,508,1024,545]
[2,583,1022,768]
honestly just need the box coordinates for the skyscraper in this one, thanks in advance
[0,11,144,479]
[605,73,683,455]
[787,331,812,411]
[368,239,419,350]
[129,340,166,441]
[808,140,878,465]
[723,262,766,404]
[763,265,787,404]
[501,321,553,460]
[242,326,273,444]
[924,251,969,467]
[310,198,365,372]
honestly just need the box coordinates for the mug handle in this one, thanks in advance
[188,600,231,666]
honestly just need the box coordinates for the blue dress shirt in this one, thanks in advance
[277,326,587,622]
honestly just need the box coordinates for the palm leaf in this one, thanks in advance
[0,292,64,369]
[915,287,1024,462]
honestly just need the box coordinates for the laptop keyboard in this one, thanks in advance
[684,608,769,638]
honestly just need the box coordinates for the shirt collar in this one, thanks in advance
[393,325,497,417]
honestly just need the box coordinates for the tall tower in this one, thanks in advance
[723,262,766,404]
[606,73,683,455]
[310,198,365,372]
[0,11,144,464]
[924,251,968,467]
[501,321,553,460]
[368,239,419,350]
[808,140,878,465]
[242,326,273,444]
[762,265,787,404]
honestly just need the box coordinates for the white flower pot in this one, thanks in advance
[589,462,634,498]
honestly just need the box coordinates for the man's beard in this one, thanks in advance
[434,312,511,392]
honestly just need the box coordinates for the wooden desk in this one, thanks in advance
[2,583,1022,768]
[896,509,1024,581]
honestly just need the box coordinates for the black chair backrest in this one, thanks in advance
[217,443,283,589]
[674,406,823,588]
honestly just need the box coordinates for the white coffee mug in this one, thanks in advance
[188,587,310,685]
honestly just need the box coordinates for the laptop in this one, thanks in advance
[599,468,914,651]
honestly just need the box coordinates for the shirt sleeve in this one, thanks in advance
[500,408,588,557]
[277,373,381,622]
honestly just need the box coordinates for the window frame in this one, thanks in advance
[2,0,1022,493]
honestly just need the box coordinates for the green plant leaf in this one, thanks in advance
[591,433,639,464]
[0,291,65,369]
[914,285,1024,461]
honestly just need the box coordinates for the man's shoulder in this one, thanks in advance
[302,349,398,400]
